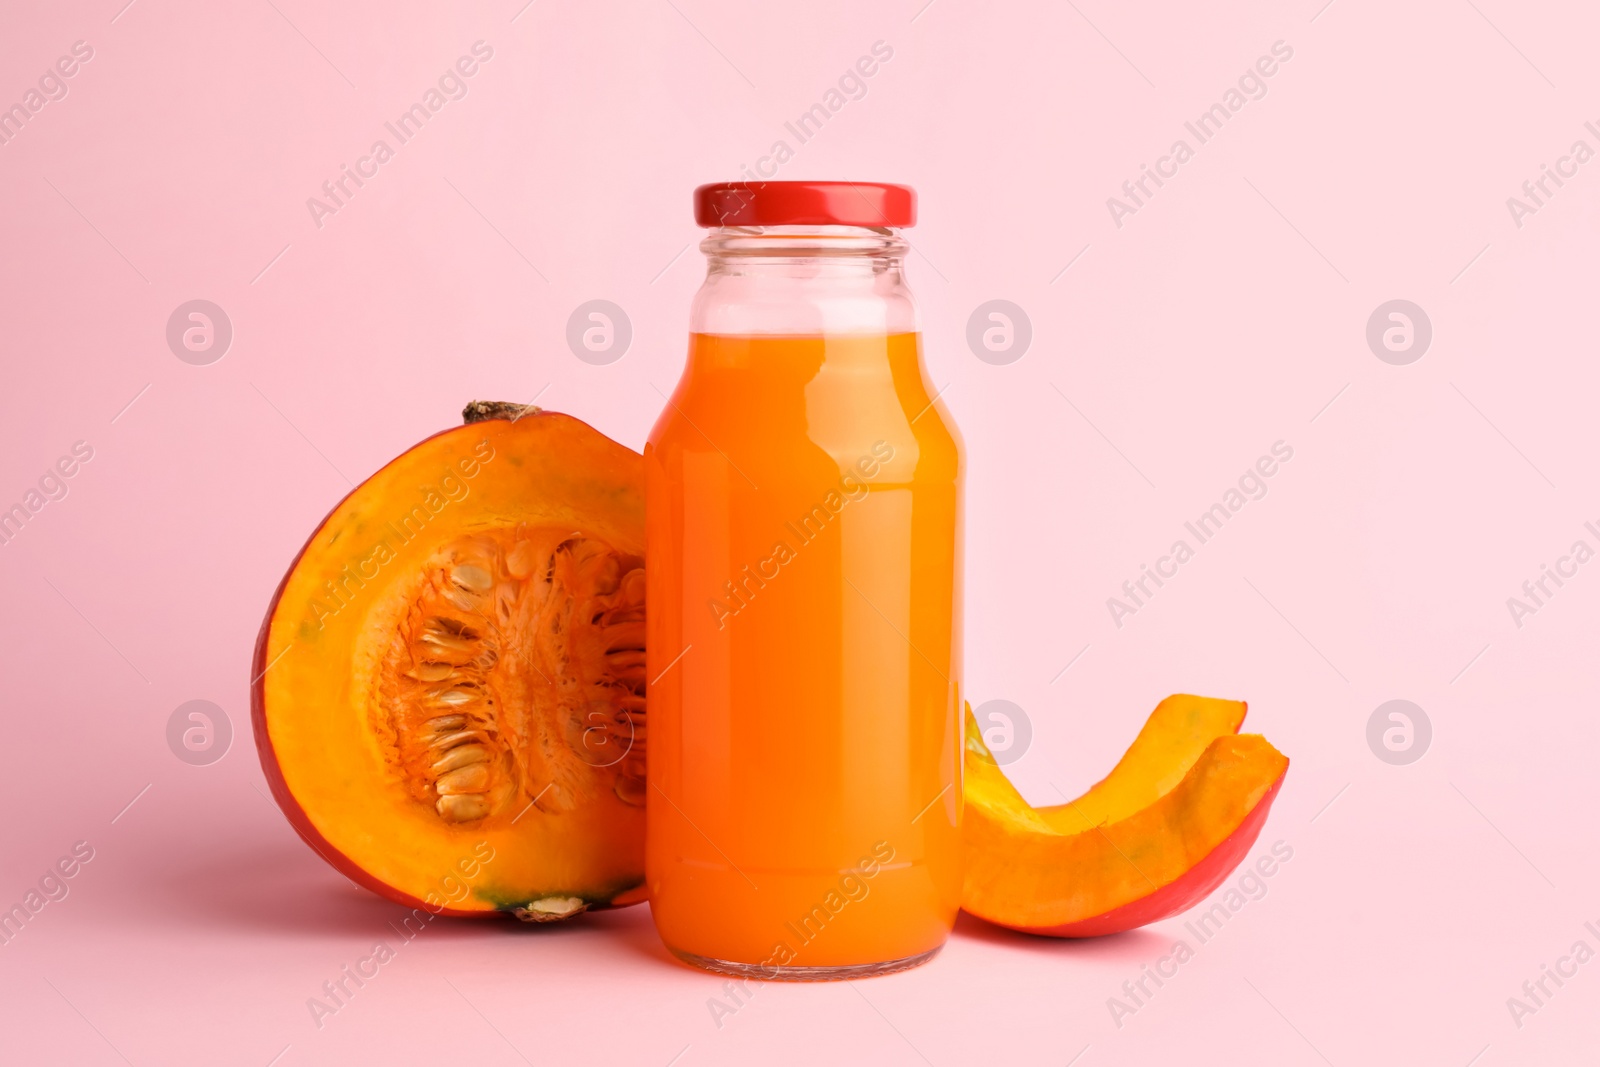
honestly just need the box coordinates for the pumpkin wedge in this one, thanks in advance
[252,404,647,918]
[963,695,1288,937]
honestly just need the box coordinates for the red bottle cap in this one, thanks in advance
[694,181,916,228]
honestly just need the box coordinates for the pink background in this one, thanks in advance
[3,0,1598,1063]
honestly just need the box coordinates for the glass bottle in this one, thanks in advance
[645,182,963,979]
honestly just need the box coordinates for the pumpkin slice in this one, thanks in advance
[252,404,647,918]
[1036,694,1246,834]
[962,697,1287,937]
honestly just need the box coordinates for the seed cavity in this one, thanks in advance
[369,531,647,824]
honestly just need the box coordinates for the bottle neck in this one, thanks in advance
[691,225,917,336]
[701,224,907,262]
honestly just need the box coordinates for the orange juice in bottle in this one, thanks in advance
[645,182,962,978]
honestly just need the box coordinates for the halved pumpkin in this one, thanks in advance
[252,404,647,918]
[963,695,1287,937]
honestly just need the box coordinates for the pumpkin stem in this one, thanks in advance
[463,400,542,424]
